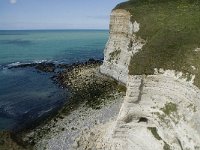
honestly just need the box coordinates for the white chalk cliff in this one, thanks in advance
[100,9,145,84]
[100,9,200,150]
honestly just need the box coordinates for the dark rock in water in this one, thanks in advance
[86,58,103,65]
[9,62,56,73]
[8,58,102,73]
[88,58,96,62]
[8,63,37,69]
[57,64,69,69]
[35,63,56,72]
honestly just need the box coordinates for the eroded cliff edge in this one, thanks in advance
[98,1,200,150]
[100,9,145,84]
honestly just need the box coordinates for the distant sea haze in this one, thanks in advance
[0,30,108,130]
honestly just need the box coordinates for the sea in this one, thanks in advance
[0,30,108,130]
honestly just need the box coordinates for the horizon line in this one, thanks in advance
[0,29,109,31]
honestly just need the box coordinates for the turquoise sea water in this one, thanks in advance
[0,30,108,130]
[0,30,108,65]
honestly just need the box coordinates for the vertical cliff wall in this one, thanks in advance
[100,9,145,84]
[98,6,200,150]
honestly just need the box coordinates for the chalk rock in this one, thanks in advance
[100,9,145,84]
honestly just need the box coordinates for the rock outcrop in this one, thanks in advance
[77,72,200,150]
[100,9,145,84]
[99,6,200,150]
[100,73,200,149]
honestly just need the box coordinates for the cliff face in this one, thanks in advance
[102,74,200,150]
[100,9,145,84]
[99,2,200,150]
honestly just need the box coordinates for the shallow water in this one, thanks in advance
[0,30,108,130]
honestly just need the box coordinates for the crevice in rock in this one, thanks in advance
[134,77,144,103]
[177,138,183,150]
[138,117,148,123]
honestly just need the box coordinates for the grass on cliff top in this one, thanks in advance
[115,0,200,87]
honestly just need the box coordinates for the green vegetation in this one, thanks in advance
[161,102,177,116]
[147,127,171,150]
[71,80,124,110]
[115,0,200,87]
[164,141,171,150]
[153,103,179,128]
[147,127,162,140]
[155,102,179,125]
[116,83,127,93]
[108,48,121,62]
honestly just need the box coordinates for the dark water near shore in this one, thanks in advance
[0,30,108,130]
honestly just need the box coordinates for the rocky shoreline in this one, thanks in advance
[1,59,126,150]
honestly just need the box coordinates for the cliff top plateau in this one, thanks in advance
[115,0,200,87]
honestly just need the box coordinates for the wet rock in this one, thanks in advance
[8,62,56,72]
[8,63,37,69]
[35,63,56,72]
